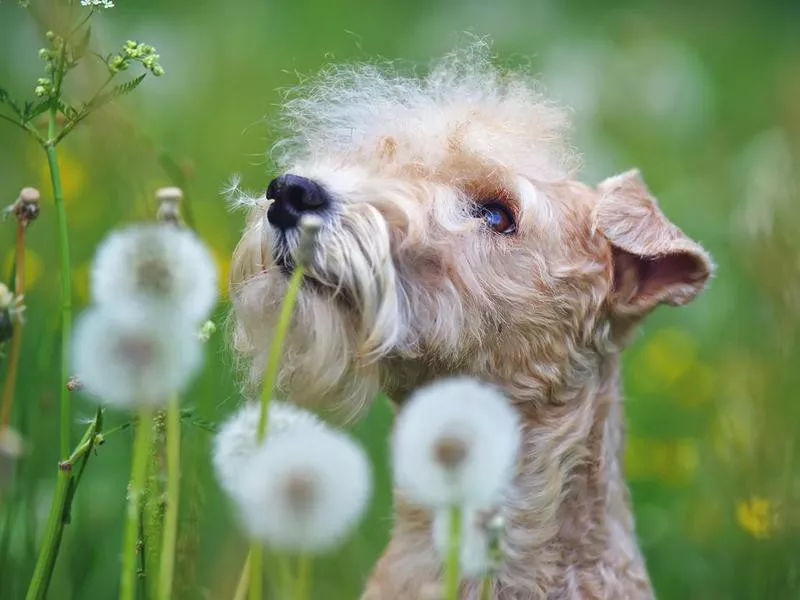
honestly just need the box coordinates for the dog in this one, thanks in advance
[229,41,714,599]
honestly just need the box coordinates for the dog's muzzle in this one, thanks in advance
[266,174,331,231]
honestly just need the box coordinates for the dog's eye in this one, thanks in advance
[475,202,516,234]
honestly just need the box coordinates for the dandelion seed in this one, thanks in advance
[80,0,115,8]
[212,400,324,499]
[392,377,520,508]
[232,427,372,553]
[433,506,505,578]
[91,224,217,323]
[71,305,202,409]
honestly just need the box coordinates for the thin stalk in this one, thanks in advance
[444,506,462,600]
[157,398,180,600]
[479,576,492,600]
[247,265,306,600]
[120,407,154,600]
[256,264,306,438]
[232,553,251,600]
[143,411,166,598]
[277,555,292,600]
[45,115,73,460]
[296,555,312,600]
[248,545,263,600]
[25,413,102,600]
[0,220,26,428]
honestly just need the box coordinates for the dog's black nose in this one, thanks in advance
[266,174,330,230]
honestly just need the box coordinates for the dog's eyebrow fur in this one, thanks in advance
[273,40,580,183]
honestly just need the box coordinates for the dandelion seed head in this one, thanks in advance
[71,305,202,409]
[392,377,521,508]
[232,427,372,553]
[212,400,324,498]
[91,224,217,323]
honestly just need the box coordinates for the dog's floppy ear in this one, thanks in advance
[596,169,714,319]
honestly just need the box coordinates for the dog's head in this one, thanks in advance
[230,44,713,416]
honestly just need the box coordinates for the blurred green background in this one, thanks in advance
[1,0,799,598]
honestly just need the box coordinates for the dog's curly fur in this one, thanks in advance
[229,41,714,599]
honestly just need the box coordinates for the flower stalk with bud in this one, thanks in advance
[1,187,39,430]
[0,5,169,596]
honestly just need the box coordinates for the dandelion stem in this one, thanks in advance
[296,555,312,600]
[480,576,492,600]
[157,397,181,600]
[120,407,154,600]
[232,552,251,600]
[45,115,73,460]
[256,264,306,440]
[25,412,103,600]
[248,544,262,600]
[248,264,306,600]
[444,506,462,600]
[0,220,27,428]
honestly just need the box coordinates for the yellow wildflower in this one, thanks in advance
[736,497,775,539]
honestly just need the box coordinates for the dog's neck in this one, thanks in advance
[376,352,654,599]
[495,352,652,598]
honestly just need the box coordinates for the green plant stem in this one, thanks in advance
[157,398,180,600]
[296,555,312,600]
[120,407,154,600]
[247,264,307,600]
[480,576,492,600]
[256,264,306,439]
[232,552,251,600]
[444,506,462,600]
[45,116,72,460]
[248,544,263,600]
[25,412,102,600]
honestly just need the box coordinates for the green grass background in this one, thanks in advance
[1,0,799,598]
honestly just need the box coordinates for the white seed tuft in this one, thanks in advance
[91,224,218,323]
[71,305,202,409]
[392,377,520,508]
[212,400,325,499]
[232,427,372,553]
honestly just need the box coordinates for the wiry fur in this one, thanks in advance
[229,41,713,599]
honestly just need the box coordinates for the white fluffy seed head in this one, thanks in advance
[232,427,372,553]
[392,377,521,508]
[212,400,325,499]
[71,305,203,409]
[91,224,218,323]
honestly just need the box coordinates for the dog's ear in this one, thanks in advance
[596,169,714,319]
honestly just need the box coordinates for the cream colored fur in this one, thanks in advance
[229,41,714,599]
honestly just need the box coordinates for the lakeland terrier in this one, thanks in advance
[229,42,714,599]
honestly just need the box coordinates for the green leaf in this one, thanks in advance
[56,100,79,121]
[113,73,147,98]
[23,98,52,123]
[74,26,91,61]
[0,87,23,118]
[86,73,146,112]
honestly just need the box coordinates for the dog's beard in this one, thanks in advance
[231,202,404,418]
